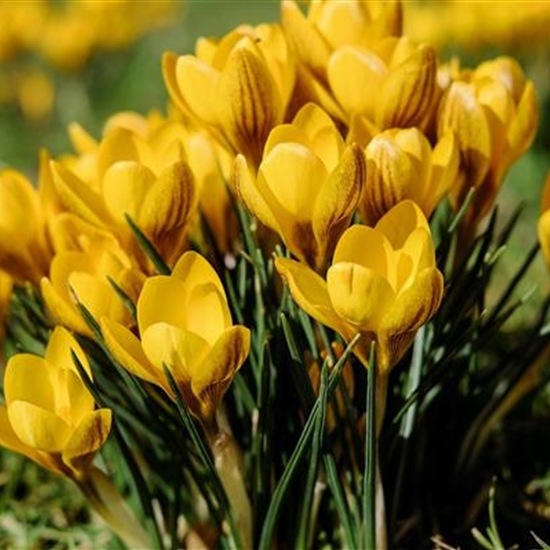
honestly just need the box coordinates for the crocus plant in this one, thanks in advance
[0,1,547,549]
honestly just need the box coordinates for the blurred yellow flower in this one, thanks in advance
[41,239,145,337]
[361,128,459,225]
[232,103,365,272]
[0,270,13,362]
[164,24,296,165]
[0,326,111,478]
[276,200,443,373]
[438,56,538,222]
[538,170,550,269]
[101,251,250,423]
[0,169,51,284]
[406,0,550,53]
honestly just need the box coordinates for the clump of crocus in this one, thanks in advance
[232,102,365,272]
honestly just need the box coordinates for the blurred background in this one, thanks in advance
[1,0,550,547]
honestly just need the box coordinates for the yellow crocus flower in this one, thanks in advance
[0,326,111,478]
[276,200,443,374]
[326,37,437,129]
[101,251,250,423]
[0,168,51,284]
[50,156,197,269]
[41,239,145,337]
[437,56,538,222]
[232,103,365,272]
[163,24,296,165]
[361,128,459,225]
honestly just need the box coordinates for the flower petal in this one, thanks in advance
[191,326,250,419]
[327,262,395,332]
[5,355,54,410]
[381,267,444,335]
[275,257,344,333]
[101,317,158,385]
[63,409,112,473]
[231,154,281,235]
[375,200,429,250]
[8,401,72,453]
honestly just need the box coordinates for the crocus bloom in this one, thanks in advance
[276,200,443,373]
[0,327,111,478]
[361,128,459,225]
[163,24,296,165]
[232,103,365,272]
[281,0,402,121]
[41,239,145,337]
[101,251,250,423]
[438,56,538,222]
[50,156,197,269]
[0,169,51,284]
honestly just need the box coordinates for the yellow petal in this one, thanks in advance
[8,401,72,452]
[333,225,392,278]
[327,46,385,117]
[41,277,91,336]
[427,132,459,216]
[5,355,55,410]
[69,272,128,327]
[63,409,112,473]
[275,257,344,333]
[291,102,344,167]
[259,142,327,222]
[437,82,491,191]
[162,52,189,115]
[141,323,210,405]
[97,128,145,180]
[0,406,62,474]
[176,55,220,125]
[376,44,436,129]
[191,326,250,420]
[172,251,226,301]
[231,154,281,234]
[281,0,331,79]
[312,144,365,266]
[45,326,91,378]
[363,133,416,225]
[137,276,188,334]
[138,160,196,240]
[100,317,158,385]
[216,40,282,163]
[327,262,395,332]
[506,81,538,166]
[68,122,98,155]
[50,161,110,228]
[309,0,372,49]
[381,267,443,335]
[375,200,429,250]
[401,227,436,276]
[102,161,155,224]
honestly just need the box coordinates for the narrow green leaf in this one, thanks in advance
[258,334,361,550]
[363,342,377,550]
[297,359,329,548]
[447,187,476,234]
[107,276,137,322]
[125,214,170,275]
[162,365,243,550]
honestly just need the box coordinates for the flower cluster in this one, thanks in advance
[0,1,178,119]
[0,1,546,548]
